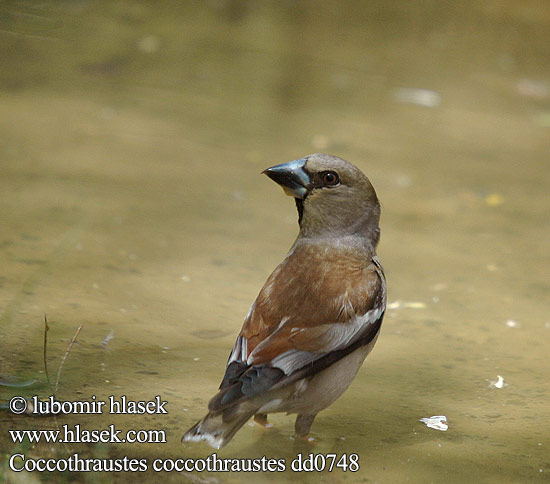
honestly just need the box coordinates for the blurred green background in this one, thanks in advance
[1,1,549,483]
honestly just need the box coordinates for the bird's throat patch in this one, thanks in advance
[295,198,304,225]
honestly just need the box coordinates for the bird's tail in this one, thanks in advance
[182,410,254,449]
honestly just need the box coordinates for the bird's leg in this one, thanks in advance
[253,413,272,428]
[295,413,317,441]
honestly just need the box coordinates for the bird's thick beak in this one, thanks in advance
[262,158,311,199]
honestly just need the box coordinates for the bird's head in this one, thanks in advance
[263,154,381,247]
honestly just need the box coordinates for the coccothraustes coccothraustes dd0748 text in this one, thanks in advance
[183,153,386,448]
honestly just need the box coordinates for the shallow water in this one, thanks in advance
[1,1,549,483]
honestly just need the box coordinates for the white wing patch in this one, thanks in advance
[270,349,317,374]
[321,307,383,350]
[227,303,257,364]
[227,335,248,364]
[270,306,383,375]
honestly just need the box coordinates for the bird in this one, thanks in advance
[182,153,386,449]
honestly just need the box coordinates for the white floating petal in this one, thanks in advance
[419,415,448,431]
[488,375,508,389]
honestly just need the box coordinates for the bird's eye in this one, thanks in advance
[322,171,339,186]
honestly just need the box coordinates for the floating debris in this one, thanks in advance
[516,79,549,99]
[102,330,115,347]
[485,194,504,207]
[181,275,191,283]
[388,300,427,310]
[488,375,508,389]
[419,415,448,431]
[404,301,427,309]
[505,319,520,328]
[392,88,441,108]
[0,377,39,388]
[137,35,160,54]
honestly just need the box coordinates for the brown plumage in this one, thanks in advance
[183,154,386,448]
[243,245,383,360]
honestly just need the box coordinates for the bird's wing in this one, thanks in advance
[210,246,385,411]
[243,252,385,372]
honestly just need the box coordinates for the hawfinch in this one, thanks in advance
[183,153,386,448]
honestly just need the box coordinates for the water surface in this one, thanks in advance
[1,1,549,483]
